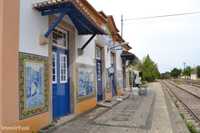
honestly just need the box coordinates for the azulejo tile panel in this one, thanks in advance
[77,63,96,101]
[19,52,49,120]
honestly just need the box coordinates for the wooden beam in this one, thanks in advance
[44,12,66,37]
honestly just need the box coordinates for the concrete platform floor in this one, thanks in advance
[52,82,189,133]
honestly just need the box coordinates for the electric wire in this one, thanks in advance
[124,11,200,21]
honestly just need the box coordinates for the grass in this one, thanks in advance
[180,112,185,120]
[179,113,200,133]
[186,121,200,133]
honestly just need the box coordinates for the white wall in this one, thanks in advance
[191,74,197,80]
[112,42,123,71]
[96,35,112,69]
[95,35,123,70]
[76,35,96,66]
[105,46,111,69]
[19,0,49,56]
[19,0,123,71]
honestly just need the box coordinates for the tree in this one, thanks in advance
[138,55,160,82]
[160,72,171,79]
[170,68,182,78]
[182,66,192,76]
[196,66,200,78]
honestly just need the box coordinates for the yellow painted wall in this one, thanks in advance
[117,88,123,96]
[76,97,97,114]
[17,113,50,133]
[105,92,112,101]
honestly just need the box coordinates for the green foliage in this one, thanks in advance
[138,55,160,82]
[183,66,192,76]
[196,66,200,78]
[180,112,185,120]
[170,68,182,78]
[186,121,200,133]
[160,72,171,79]
[129,71,133,86]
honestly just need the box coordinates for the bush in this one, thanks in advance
[138,55,160,82]
[186,121,199,133]
[180,113,185,120]
[197,66,200,78]
[170,68,182,78]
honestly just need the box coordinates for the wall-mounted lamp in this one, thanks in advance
[109,42,129,51]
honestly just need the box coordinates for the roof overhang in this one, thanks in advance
[107,16,119,33]
[121,51,137,61]
[33,0,106,36]
[121,43,132,50]
[115,33,125,43]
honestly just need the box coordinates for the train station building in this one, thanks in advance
[0,0,136,132]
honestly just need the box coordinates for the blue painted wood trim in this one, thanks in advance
[69,14,94,33]
[44,12,66,38]
[42,8,70,16]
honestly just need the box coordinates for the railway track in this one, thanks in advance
[161,80,200,129]
[174,79,200,88]
[170,80,200,98]
[172,79,200,97]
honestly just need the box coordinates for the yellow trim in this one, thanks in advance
[75,97,97,114]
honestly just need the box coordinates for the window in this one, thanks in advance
[96,46,101,60]
[60,54,68,83]
[111,53,115,65]
[52,52,57,84]
[52,29,68,48]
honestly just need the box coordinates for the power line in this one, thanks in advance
[120,11,200,38]
[124,11,200,21]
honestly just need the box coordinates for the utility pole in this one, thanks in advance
[183,62,186,79]
[183,62,186,71]
[121,14,124,38]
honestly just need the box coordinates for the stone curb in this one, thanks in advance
[162,86,190,133]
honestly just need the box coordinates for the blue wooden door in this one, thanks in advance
[52,46,70,120]
[96,59,103,101]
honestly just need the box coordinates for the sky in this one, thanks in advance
[88,0,200,73]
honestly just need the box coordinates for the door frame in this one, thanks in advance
[111,52,117,96]
[95,44,105,102]
[49,16,76,122]
[51,27,71,119]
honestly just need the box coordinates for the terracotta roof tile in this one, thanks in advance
[33,0,106,27]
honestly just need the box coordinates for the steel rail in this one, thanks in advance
[161,80,200,123]
[168,80,200,99]
[175,79,200,88]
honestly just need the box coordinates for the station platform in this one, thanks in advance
[44,83,190,133]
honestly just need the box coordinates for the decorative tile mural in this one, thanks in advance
[78,64,95,98]
[19,53,49,120]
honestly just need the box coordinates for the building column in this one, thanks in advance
[122,59,126,88]
[1,0,19,127]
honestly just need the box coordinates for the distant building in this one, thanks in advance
[191,69,198,80]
